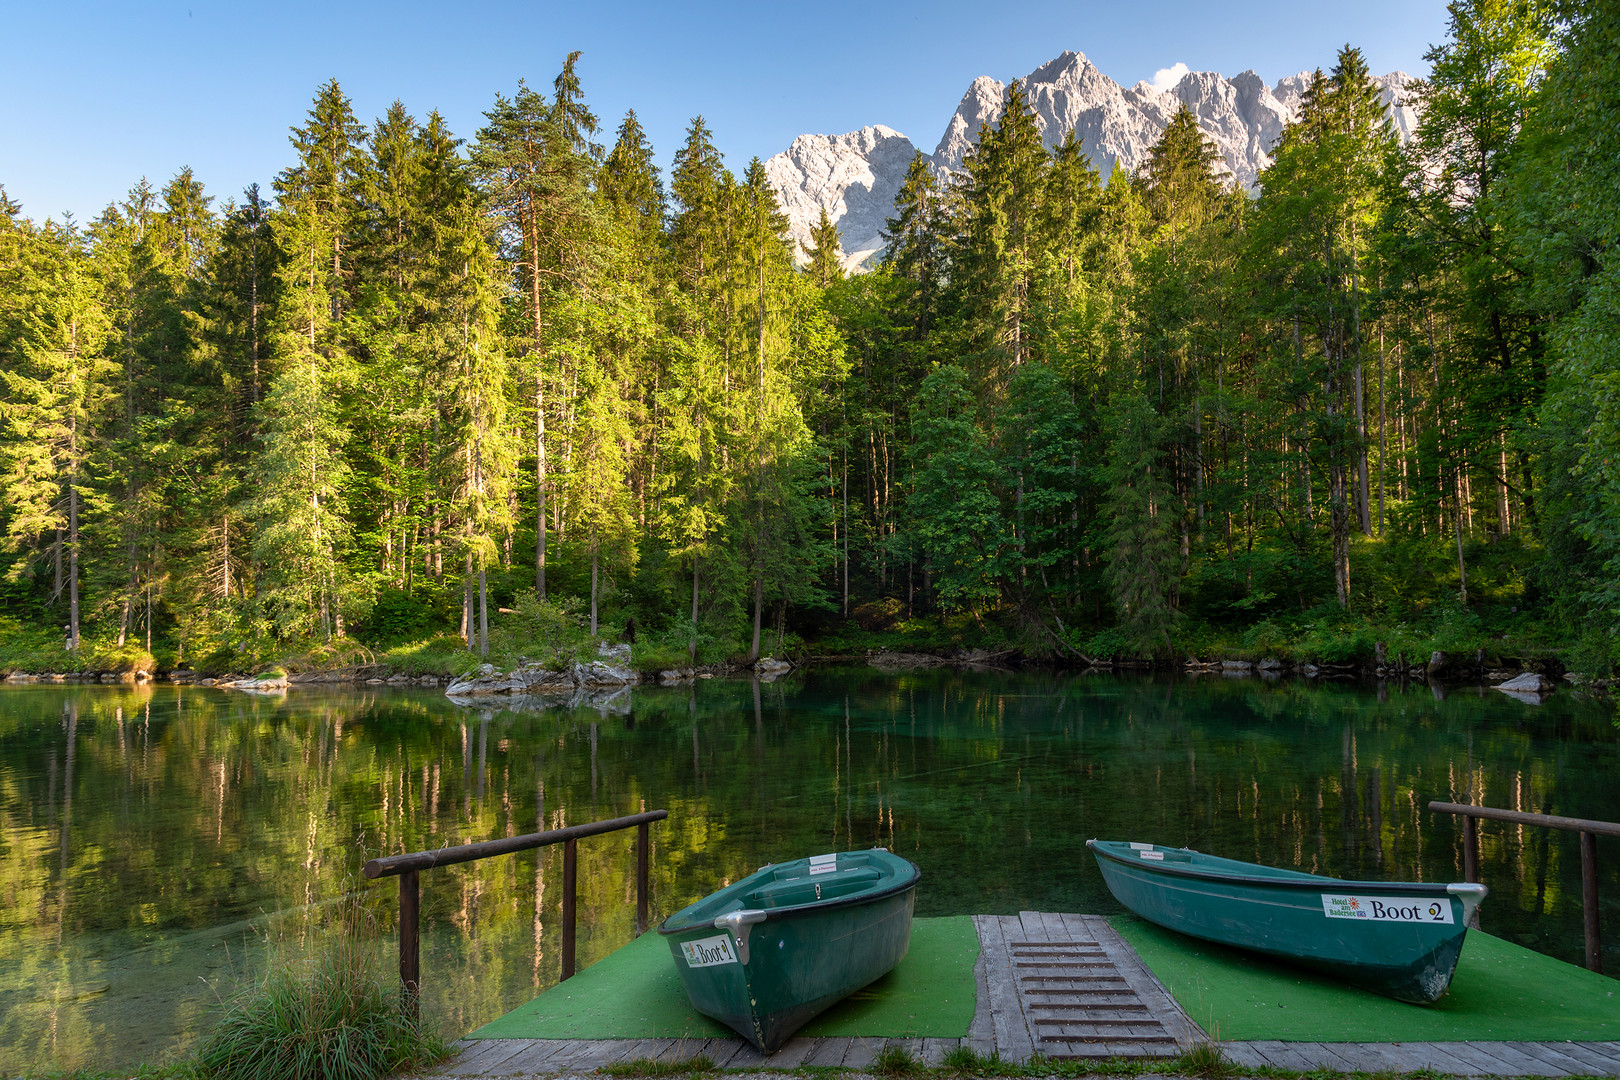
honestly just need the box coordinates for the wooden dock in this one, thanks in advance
[407,912,1620,1078]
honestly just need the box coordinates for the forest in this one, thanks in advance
[0,0,1616,677]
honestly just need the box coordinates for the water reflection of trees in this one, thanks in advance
[0,675,1615,1072]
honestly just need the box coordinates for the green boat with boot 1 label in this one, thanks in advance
[1088,839,1488,1003]
[658,848,921,1052]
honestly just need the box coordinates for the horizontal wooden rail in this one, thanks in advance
[1427,802,1620,839]
[1429,801,1613,974]
[364,810,669,877]
[367,809,667,1012]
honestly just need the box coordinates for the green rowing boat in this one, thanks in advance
[1088,839,1487,1003]
[658,848,919,1052]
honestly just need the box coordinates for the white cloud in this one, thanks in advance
[1150,62,1190,92]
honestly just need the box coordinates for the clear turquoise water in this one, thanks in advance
[0,669,1615,1072]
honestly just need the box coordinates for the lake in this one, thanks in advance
[1,669,1616,1073]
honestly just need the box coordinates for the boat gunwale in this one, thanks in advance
[656,858,921,934]
[1087,839,1474,897]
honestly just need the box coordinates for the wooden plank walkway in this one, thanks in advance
[403,912,1620,1078]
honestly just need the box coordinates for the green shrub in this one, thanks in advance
[1083,626,1135,660]
[196,895,446,1080]
[377,635,479,678]
[940,1045,1002,1075]
[631,631,689,674]
[352,588,448,646]
[485,594,592,668]
[1174,1041,1235,1079]
[872,1043,919,1076]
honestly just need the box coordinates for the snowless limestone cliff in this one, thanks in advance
[765,49,1419,273]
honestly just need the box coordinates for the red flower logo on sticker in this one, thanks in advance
[1348,898,1360,909]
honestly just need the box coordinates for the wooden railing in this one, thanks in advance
[364,809,668,1006]
[1429,801,1618,973]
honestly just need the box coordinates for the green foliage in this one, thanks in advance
[941,1046,1004,1075]
[872,1042,920,1076]
[196,920,446,1080]
[1174,1041,1236,1079]
[1100,388,1183,653]
[484,593,592,667]
[4,17,1620,673]
[906,363,1004,617]
[350,588,447,646]
[376,635,478,678]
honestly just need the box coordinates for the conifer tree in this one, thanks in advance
[1251,50,1393,607]
[906,363,1003,617]
[662,117,735,661]
[958,78,1048,381]
[599,109,667,540]
[471,53,603,600]
[0,221,115,649]
[803,206,845,287]
[249,80,367,640]
[881,152,946,341]
[184,185,275,639]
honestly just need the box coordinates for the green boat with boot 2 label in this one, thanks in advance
[658,848,920,1052]
[1088,839,1488,1003]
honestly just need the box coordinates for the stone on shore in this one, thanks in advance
[446,642,638,699]
[1495,671,1555,693]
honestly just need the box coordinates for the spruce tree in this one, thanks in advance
[249,80,367,640]
[0,220,115,650]
[881,152,945,341]
[803,206,844,287]
[958,78,1048,381]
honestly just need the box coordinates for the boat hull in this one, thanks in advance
[659,850,918,1052]
[1089,840,1485,1003]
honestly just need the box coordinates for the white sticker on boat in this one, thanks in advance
[681,934,740,967]
[809,853,838,875]
[1139,850,1165,861]
[1129,842,1154,851]
[1321,895,1453,924]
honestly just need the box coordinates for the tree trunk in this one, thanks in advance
[841,446,849,618]
[461,557,474,649]
[1354,359,1371,534]
[478,567,489,658]
[689,557,700,665]
[535,372,547,598]
[1497,431,1511,537]
[748,570,763,664]
[1454,482,1469,604]
[1378,325,1387,536]
[590,537,599,638]
[1331,454,1351,609]
[67,424,81,652]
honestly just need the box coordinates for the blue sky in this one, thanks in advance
[0,0,1452,223]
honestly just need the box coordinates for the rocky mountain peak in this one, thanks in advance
[763,124,919,274]
[764,50,1421,273]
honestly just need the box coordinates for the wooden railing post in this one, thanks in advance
[637,821,650,935]
[1582,830,1602,974]
[1463,815,1479,884]
[1429,801,1615,971]
[562,837,578,980]
[1463,816,1480,927]
[400,868,420,1015]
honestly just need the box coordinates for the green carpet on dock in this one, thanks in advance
[1113,916,1620,1042]
[468,915,979,1041]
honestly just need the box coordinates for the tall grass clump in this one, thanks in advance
[196,887,446,1080]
